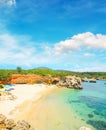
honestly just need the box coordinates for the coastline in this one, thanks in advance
[0,84,57,119]
[11,86,93,130]
[0,84,93,130]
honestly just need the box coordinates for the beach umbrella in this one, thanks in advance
[4,84,14,91]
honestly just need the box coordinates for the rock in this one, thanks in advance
[52,77,60,85]
[58,76,82,89]
[82,78,88,82]
[96,78,100,80]
[0,114,6,123]
[13,120,31,130]
[5,119,16,129]
[10,74,44,84]
[0,114,34,130]
[89,79,96,83]
[0,114,6,130]
[78,126,92,130]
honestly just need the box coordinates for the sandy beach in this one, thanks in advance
[11,87,93,130]
[0,84,93,130]
[0,84,56,119]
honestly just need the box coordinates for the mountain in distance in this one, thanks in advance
[34,67,52,70]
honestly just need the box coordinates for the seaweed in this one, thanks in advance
[87,120,106,130]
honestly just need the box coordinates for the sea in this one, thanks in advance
[33,80,106,130]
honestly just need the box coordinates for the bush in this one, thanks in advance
[0,84,4,89]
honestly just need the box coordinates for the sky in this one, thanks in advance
[0,0,106,71]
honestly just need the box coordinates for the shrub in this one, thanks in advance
[0,84,4,89]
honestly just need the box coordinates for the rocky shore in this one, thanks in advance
[0,74,94,130]
[57,76,82,89]
[0,114,92,130]
[0,82,94,130]
[0,114,34,130]
[8,74,83,89]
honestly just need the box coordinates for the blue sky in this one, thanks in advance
[0,0,106,71]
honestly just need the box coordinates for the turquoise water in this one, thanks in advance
[45,80,106,130]
[67,80,106,130]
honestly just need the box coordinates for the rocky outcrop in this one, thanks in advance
[58,76,82,89]
[0,78,11,85]
[10,74,44,84]
[12,120,31,130]
[0,114,34,130]
[1,74,82,89]
[5,119,16,129]
[78,126,92,130]
[89,79,96,83]
[82,77,88,82]
[52,77,60,84]
[10,74,59,85]
[0,114,6,123]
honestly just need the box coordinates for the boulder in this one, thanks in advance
[0,114,6,123]
[82,78,88,82]
[52,77,60,85]
[0,114,6,130]
[13,120,31,130]
[5,119,16,129]
[0,114,34,130]
[58,76,82,89]
[89,79,96,83]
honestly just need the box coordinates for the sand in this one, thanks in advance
[12,88,93,130]
[0,84,56,118]
[0,84,93,130]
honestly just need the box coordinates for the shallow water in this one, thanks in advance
[37,80,106,130]
[69,80,106,130]
[29,88,91,130]
[17,80,106,130]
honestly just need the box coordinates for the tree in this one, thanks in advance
[16,66,22,74]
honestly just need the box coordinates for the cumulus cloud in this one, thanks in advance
[0,33,36,66]
[0,0,16,7]
[53,32,106,55]
[76,65,106,72]
[84,53,94,57]
[7,0,16,6]
[0,32,106,71]
[0,33,58,68]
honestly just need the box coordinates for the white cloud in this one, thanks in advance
[7,0,16,6]
[76,65,106,72]
[84,53,94,57]
[0,32,106,71]
[0,33,36,66]
[0,33,58,68]
[53,32,106,55]
[0,0,16,7]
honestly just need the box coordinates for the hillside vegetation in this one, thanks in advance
[0,67,106,80]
